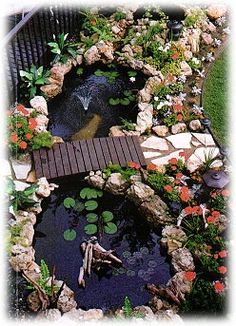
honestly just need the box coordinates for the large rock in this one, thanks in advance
[36,309,62,321]
[140,195,174,226]
[136,110,153,133]
[171,248,195,272]
[152,125,169,137]
[35,114,49,133]
[133,306,155,320]
[96,41,114,63]
[62,308,103,321]
[109,126,125,137]
[155,309,182,321]
[201,32,213,45]
[141,136,169,151]
[180,61,192,76]
[171,123,187,135]
[167,271,193,298]
[189,119,201,131]
[30,96,48,115]
[126,182,155,205]
[36,177,59,197]
[207,5,227,19]
[9,245,35,272]
[40,83,62,98]
[188,28,201,53]
[15,210,37,225]
[142,64,159,76]
[166,133,192,149]
[10,154,32,180]
[84,46,100,65]
[85,172,106,190]
[19,222,35,246]
[161,225,188,255]
[56,282,77,313]
[104,173,130,195]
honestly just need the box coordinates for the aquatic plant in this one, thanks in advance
[48,33,78,64]
[84,210,118,235]
[80,187,103,200]
[20,64,50,100]
[109,90,136,106]
[94,69,119,84]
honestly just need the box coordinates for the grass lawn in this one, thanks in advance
[202,49,228,146]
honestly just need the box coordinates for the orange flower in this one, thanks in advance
[207,216,216,224]
[169,158,178,165]
[192,206,202,215]
[28,118,37,130]
[212,210,220,218]
[10,133,18,143]
[16,122,22,128]
[213,281,225,293]
[177,113,183,121]
[184,206,193,215]
[179,151,186,159]
[221,189,230,197]
[17,104,28,116]
[180,192,190,202]
[184,271,196,282]
[171,52,179,60]
[164,185,173,193]
[218,266,227,274]
[25,133,32,140]
[173,103,183,112]
[127,161,141,170]
[176,172,183,179]
[147,163,157,171]
[218,250,228,258]
[181,186,189,193]
[207,245,212,250]
[19,141,27,150]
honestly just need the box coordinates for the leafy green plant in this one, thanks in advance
[7,178,38,213]
[109,90,136,106]
[80,187,103,200]
[20,65,50,99]
[147,171,171,192]
[120,118,136,131]
[48,33,78,64]
[123,296,145,318]
[81,11,112,41]
[127,71,137,77]
[31,131,53,150]
[76,67,84,76]
[84,210,117,235]
[208,194,227,214]
[102,163,138,180]
[114,11,126,21]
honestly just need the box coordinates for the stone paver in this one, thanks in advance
[143,151,161,159]
[191,133,215,146]
[151,150,185,166]
[141,136,169,151]
[166,133,192,149]
[186,146,220,172]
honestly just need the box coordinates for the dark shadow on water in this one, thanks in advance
[33,181,171,311]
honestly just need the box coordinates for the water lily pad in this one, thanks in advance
[118,267,126,274]
[126,269,136,277]
[86,213,98,223]
[63,229,77,241]
[76,67,84,76]
[133,251,143,259]
[80,187,101,200]
[109,98,120,106]
[85,200,98,211]
[101,210,114,222]
[148,260,158,268]
[122,251,132,259]
[63,197,75,208]
[120,98,130,106]
[138,269,145,278]
[127,257,136,265]
[74,201,85,212]
[104,222,117,234]
[84,224,97,235]
[127,70,137,77]
[94,69,104,77]
[140,247,149,255]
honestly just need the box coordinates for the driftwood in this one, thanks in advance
[146,284,181,306]
[78,236,122,288]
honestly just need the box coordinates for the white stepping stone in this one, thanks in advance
[151,150,185,166]
[141,136,169,151]
[143,151,162,159]
[166,133,192,149]
[186,147,219,172]
[191,139,202,147]
[191,133,215,146]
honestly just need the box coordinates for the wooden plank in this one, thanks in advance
[119,136,133,163]
[59,143,71,175]
[65,142,79,175]
[39,148,51,179]
[92,138,106,169]
[125,136,140,164]
[99,137,112,166]
[33,150,43,178]
[86,139,100,171]
[79,140,92,171]
[131,136,146,166]
[52,143,65,177]
[111,137,127,166]
[47,148,57,179]
[72,141,86,173]
[105,137,119,165]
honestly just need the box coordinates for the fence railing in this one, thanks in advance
[3,4,81,104]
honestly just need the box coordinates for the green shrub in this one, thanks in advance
[147,171,171,191]
[114,11,126,21]
[31,131,53,150]
[103,163,138,180]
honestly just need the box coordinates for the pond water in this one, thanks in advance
[34,182,171,311]
[48,64,145,141]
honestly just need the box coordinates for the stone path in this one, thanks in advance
[140,132,222,172]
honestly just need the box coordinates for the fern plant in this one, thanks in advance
[123,296,145,319]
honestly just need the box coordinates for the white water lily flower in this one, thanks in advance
[129,77,136,82]
[191,86,201,96]
[154,96,159,101]
[213,38,222,47]
[192,104,204,114]
[206,52,215,62]
[223,27,231,35]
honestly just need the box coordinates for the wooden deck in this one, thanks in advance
[33,136,146,180]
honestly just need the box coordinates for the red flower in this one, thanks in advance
[17,104,28,116]
[214,253,219,260]
[171,53,179,60]
[192,206,202,215]
[180,192,190,202]
[218,250,228,258]
[16,122,22,128]
[173,103,183,112]
[10,133,18,143]
[213,281,225,293]
[164,185,173,193]
[147,163,157,171]
[177,113,183,121]
[176,172,183,179]
[179,151,186,159]
[221,189,230,197]
[184,206,193,215]
[169,158,178,165]
[207,215,216,224]
[19,141,27,150]
[28,118,37,130]
[25,133,33,140]
[184,271,196,282]
[218,266,227,274]
[212,210,220,218]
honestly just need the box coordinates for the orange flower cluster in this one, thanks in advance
[127,161,141,170]
[184,271,196,282]
[213,281,225,293]
[180,186,190,202]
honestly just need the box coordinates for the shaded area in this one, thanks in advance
[202,49,228,146]
[48,65,144,141]
[34,182,171,311]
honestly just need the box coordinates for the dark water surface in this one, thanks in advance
[34,182,171,311]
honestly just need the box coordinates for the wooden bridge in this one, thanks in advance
[33,136,146,180]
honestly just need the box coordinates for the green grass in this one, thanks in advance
[202,49,228,146]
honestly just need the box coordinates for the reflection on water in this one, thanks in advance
[71,114,102,141]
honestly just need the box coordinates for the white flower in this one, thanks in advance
[196,69,205,78]
[178,92,187,101]
[136,32,141,37]
[129,77,136,82]
[206,52,215,62]
[213,38,222,47]
[223,27,231,35]
[201,56,206,62]
[178,75,187,83]
[152,118,159,126]
[192,104,204,114]
[154,96,159,101]
[166,94,172,102]
[158,45,164,51]
[53,34,56,40]
[192,57,200,65]
[191,86,201,96]
[216,16,226,26]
